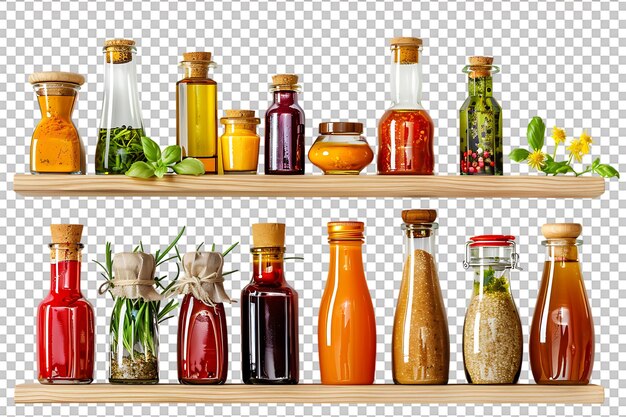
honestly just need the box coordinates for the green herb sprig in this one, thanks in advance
[509,116,619,178]
[95,227,186,357]
[126,136,205,178]
[95,126,147,174]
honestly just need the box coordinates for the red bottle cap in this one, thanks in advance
[469,234,515,247]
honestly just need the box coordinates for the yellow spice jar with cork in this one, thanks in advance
[219,110,261,174]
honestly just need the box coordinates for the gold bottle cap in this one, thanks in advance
[50,224,83,244]
[401,209,437,224]
[318,122,363,135]
[327,221,364,240]
[541,223,582,240]
[224,109,255,118]
[252,223,286,248]
[183,51,212,62]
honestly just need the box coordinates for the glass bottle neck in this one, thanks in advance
[544,241,580,262]
[328,240,365,279]
[468,76,493,97]
[37,94,76,119]
[404,227,437,256]
[252,249,286,286]
[223,123,258,135]
[391,62,423,107]
[273,90,298,105]
[100,56,144,129]
[49,245,83,294]
[183,66,210,79]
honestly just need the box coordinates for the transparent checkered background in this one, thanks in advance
[0,0,624,416]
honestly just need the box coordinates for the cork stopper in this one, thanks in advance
[390,37,422,64]
[224,109,255,118]
[542,223,582,240]
[29,71,85,86]
[402,209,437,224]
[50,224,83,244]
[252,223,286,248]
[183,52,212,62]
[272,74,298,86]
[104,39,135,64]
[467,56,494,79]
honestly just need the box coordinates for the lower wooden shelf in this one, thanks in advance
[14,383,605,404]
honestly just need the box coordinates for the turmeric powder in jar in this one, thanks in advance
[28,72,85,174]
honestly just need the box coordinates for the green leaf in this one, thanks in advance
[592,158,601,169]
[125,161,155,179]
[222,242,239,257]
[509,148,530,162]
[555,165,574,174]
[172,158,205,175]
[141,136,161,162]
[527,116,546,151]
[155,227,186,264]
[594,164,620,179]
[161,145,182,166]
[153,163,169,178]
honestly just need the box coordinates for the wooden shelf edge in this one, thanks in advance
[13,383,605,404]
[12,174,606,198]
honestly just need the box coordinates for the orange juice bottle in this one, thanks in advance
[318,221,376,384]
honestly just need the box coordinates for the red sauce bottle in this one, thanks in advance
[378,37,434,175]
[37,224,94,384]
[241,223,299,384]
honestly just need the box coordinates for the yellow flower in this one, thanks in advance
[579,131,593,155]
[552,126,566,145]
[568,138,583,162]
[527,150,546,170]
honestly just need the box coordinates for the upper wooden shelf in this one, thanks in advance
[14,383,605,404]
[12,174,605,198]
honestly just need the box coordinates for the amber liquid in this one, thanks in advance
[529,260,594,384]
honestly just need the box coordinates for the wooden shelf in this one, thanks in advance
[13,383,605,404]
[13,174,605,198]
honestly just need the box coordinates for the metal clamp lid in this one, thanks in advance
[462,237,521,270]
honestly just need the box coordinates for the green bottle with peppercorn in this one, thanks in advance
[459,56,503,175]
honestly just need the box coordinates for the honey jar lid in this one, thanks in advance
[319,122,363,135]
[541,223,582,240]
[401,209,437,224]
[50,224,83,243]
[252,223,286,248]
[327,221,364,241]
[28,71,85,86]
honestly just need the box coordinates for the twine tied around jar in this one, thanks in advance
[98,252,162,301]
[166,252,234,306]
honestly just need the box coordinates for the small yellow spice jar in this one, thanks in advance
[219,110,261,174]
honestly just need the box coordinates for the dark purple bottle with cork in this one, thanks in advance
[264,74,305,175]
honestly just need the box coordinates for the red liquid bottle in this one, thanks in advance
[177,295,228,384]
[241,223,299,384]
[37,225,94,384]
[264,74,305,175]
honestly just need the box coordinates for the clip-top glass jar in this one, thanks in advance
[28,72,86,174]
[392,210,449,384]
[264,74,305,175]
[530,223,594,385]
[177,52,218,174]
[308,122,374,174]
[96,39,147,174]
[459,56,503,175]
[378,37,434,175]
[462,235,523,384]
[219,110,261,174]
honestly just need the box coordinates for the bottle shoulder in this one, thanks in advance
[177,78,217,86]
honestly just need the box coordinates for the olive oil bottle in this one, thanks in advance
[176,52,219,174]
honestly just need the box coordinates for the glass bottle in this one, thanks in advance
[530,223,594,384]
[241,223,299,384]
[96,39,147,174]
[462,235,523,384]
[107,252,159,384]
[176,251,231,385]
[264,74,305,175]
[177,52,218,174]
[220,110,261,174]
[37,224,94,384]
[459,56,503,175]
[28,72,86,174]
[392,210,449,384]
[378,37,434,175]
[308,122,374,175]
[318,222,376,384]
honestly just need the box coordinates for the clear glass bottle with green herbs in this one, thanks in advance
[462,235,522,384]
[96,39,147,174]
[459,56,502,175]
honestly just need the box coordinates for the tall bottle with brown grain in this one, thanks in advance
[392,209,449,384]
[530,223,594,384]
